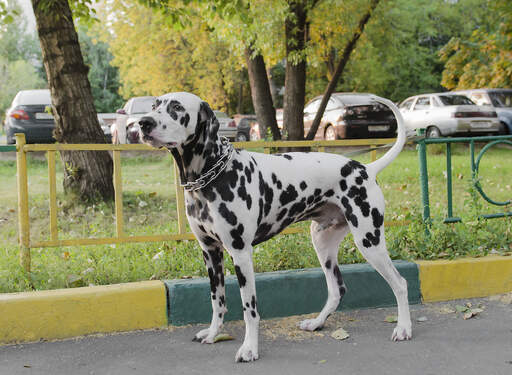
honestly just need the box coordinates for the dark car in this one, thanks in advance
[303,93,397,140]
[3,89,55,144]
[235,115,259,141]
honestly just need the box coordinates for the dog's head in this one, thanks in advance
[138,92,218,149]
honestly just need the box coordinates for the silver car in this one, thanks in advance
[399,93,501,138]
[452,88,512,135]
[213,110,237,141]
[111,96,155,144]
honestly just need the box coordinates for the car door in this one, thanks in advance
[408,96,431,130]
[303,99,321,137]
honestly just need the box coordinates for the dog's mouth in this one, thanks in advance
[142,134,177,149]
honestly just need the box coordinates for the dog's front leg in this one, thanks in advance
[229,249,260,362]
[193,245,227,343]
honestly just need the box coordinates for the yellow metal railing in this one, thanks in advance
[15,133,399,273]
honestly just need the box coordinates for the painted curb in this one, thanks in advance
[165,261,421,326]
[417,255,512,302]
[0,281,167,344]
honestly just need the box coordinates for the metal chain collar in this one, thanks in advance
[181,137,234,192]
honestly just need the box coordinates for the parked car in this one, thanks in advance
[234,115,259,141]
[111,96,156,144]
[3,89,55,144]
[213,110,237,141]
[303,93,397,140]
[452,88,512,134]
[398,93,501,138]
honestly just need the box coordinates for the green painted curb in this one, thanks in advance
[165,261,420,326]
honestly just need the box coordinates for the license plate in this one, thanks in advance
[369,125,389,132]
[35,112,54,120]
[470,122,492,128]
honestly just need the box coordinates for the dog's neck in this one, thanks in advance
[170,131,227,185]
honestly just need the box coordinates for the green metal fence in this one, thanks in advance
[416,134,512,227]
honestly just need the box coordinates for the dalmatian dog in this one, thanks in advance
[139,92,411,362]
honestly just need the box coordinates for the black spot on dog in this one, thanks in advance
[277,208,288,221]
[288,198,306,218]
[325,259,332,269]
[230,224,245,250]
[363,229,381,248]
[237,183,252,210]
[300,181,308,191]
[220,295,225,306]
[348,186,370,216]
[214,175,236,201]
[251,310,257,318]
[202,235,216,246]
[244,167,252,183]
[253,223,273,245]
[371,208,384,228]
[257,198,264,226]
[339,180,347,191]
[251,295,257,309]
[282,154,293,160]
[235,265,246,287]
[232,159,244,171]
[325,189,335,197]
[340,160,365,177]
[355,176,363,185]
[263,182,274,216]
[202,186,217,202]
[169,110,178,121]
[341,196,358,227]
[280,184,298,206]
[219,203,237,226]
[333,265,346,296]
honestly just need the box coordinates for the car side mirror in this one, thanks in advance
[116,109,126,115]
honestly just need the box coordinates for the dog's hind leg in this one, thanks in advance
[299,221,350,331]
[193,245,227,344]
[350,213,412,341]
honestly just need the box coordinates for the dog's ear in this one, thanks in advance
[198,101,219,140]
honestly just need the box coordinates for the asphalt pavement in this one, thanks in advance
[1,296,511,375]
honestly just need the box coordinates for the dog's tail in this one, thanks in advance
[366,97,406,175]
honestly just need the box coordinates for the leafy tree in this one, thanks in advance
[440,0,512,89]
[31,0,114,201]
[77,26,124,113]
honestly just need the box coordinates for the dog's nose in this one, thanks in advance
[139,116,157,134]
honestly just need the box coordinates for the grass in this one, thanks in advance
[0,144,511,293]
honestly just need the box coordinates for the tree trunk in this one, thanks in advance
[306,0,381,140]
[32,0,114,201]
[283,0,308,141]
[245,46,281,140]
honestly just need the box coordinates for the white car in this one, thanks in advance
[111,96,155,144]
[398,93,501,138]
[213,110,237,141]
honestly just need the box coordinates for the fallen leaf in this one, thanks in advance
[62,251,70,260]
[9,208,15,213]
[317,360,327,364]
[213,334,234,343]
[331,328,350,340]
[149,192,157,197]
[463,311,475,320]
[455,305,469,313]
[384,315,398,323]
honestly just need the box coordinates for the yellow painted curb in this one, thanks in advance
[0,281,167,344]
[417,256,512,302]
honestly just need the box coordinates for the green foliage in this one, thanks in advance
[439,0,512,89]
[77,26,124,112]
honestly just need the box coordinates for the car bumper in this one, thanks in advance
[6,122,56,143]
[336,122,397,139]
[218,128,237,140]
[455,119,502,135]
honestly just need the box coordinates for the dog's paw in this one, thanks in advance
[235,344,259,362]
[192,328,216,344]
[298,318,323,331]
[391,324,412,341]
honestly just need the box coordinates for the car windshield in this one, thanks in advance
[131,97,155,114]
[18,90,51,105]
[438,95,474,106]
[214,111,229,118]
[335,95,374,106]
[489,91,512,108]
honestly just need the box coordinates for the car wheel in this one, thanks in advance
[426,126,441,138]
[236,132,249,142]
[324,125,337,141]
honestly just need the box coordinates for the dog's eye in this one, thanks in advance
[169,100,185,112]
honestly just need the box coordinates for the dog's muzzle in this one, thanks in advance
[139,116,157,136]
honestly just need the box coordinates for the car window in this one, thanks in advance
[131,97,155,114]
[431,96,442,107]
[438,95,474,106]
[305,100,320,114]
[413,97,430,110]
[488,91,512,108]
[399,98,415,110]
[469,93,491,106]
[214,111,229,118]
[326,99,338,110]
[18,90,51,105]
